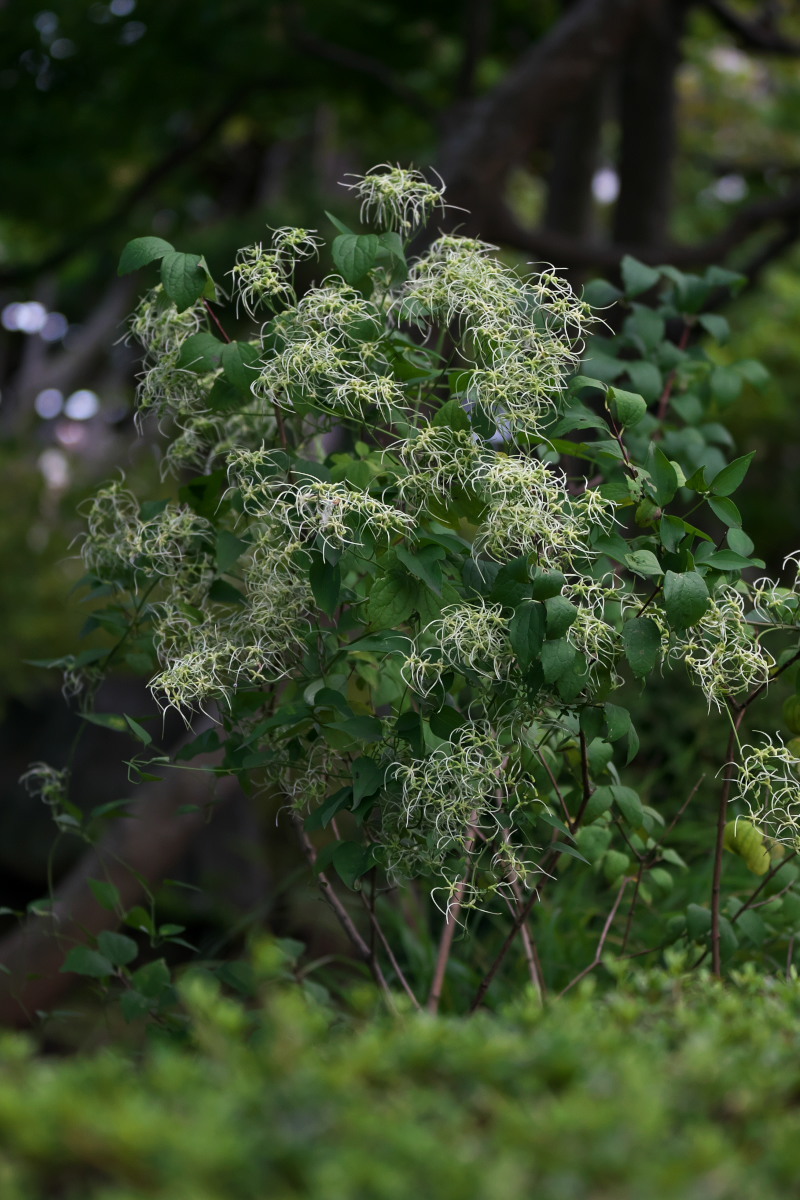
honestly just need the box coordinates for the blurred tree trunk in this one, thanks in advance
[613,0,687,249]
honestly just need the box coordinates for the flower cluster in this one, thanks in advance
[731,734,800,844]
[342,164,446,233]
[669,587,773,709]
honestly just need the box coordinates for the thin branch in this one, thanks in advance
[571,731,594,832]
[536,747,572,829]
[647,775,705,865]
[711,707,746,974]
[704,0,800,55]
[292,815,396,1009]
[427,824,477,1014]
[558,877,631,996]
[358,890,421,1010]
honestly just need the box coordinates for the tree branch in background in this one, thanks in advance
[437,0,648,228]
[704,0,800,55]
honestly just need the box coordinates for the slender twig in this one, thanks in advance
[787,937,795,980]
[730,850,798,924]
[536,748,572,828]
[656,321,692,423]
[203,299,231,343]
[427,824,477,1014]
[711,707,746,974]
[621,861,644,955]
[291,815,396,1010]
[558,877,631,996]
[358,890,421,1010]
[468,884,541,1013]
[571,731,594,832]
[647,775,705,864]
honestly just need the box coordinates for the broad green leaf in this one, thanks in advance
[582,278,622,307]
[710,365,742,406]
[624,361,662,404]
[727,527,754,557]
[509,602,546,670]
[310,556,341,616]
[176,331,224,372]
[324,210,354,236]
[432,398,470,431]
[61,947,114,978]
[132,959,170,998]
[330,841,376,890]
[709,451,755,497]
[305,787,353,832]
[429,705,465,740]
[621,255,661,297]
[705,549,755,571]
[97,931,138,967]
[88,879,121,911]
[531,569,566,600]
[377,231,406,266]
[708,496,742,527]
[608,386,647,427]
[612,786,643,826]
[663,570,709,629]
[623,616,661,676]
[332,233,379,283]
[216,530,249,574]
[625,550,663,577]
[698,313,730,344]
[737,358,770,390]
[118,236,174,275]
[395,545,443,596]
[626,305,665,350]
[352,757,384,804]
[544,595,578,638]
[367,574,417,627]
[604,703,631,742]
[221,341,260,395]
[540,637,577,683]
[647,444,679,505]
[160,251,208,312]
[583,785,614,824]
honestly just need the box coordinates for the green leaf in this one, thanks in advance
[509,602,546,670]
[698,313,730,344]
[624,361,663,404]
[647,444,679,506]
[737,358,770,391]
[531,569,566,600]
[621,255,661,297]
[328,842,375,890]
[80,712,129,733]
[61,947,114,978]
[221,341,260,395]
[608,386,647,428]
[705,550,755,571]
[583,785,614,824]
[727,527,754,557]
[310,555,341,616]
[582,278,622,307]
[623,617,661,676]
[160,251,208,312]
[544,595,578,639]
[305,787,353,832]
[118,236,174,275]
[124,714,152,746]
[332,233,379,284]
[352,757,383,804]
[663,570,709,630]
[97,931,138,967]
[216,530,249,574]
[429,705,465,741]
[324,210,354,236]
[377,231,406,267]
[626,305,665,351]
[394,545,443,596]
[709,452,755,497]
[176,331,224,372]
[604,703,631,742]
[432,398,470,432]
[367,573,417,627]
[707,496,742,527]
[132,959,171,998]
[540,638,577,683]
[88,879,121,911]
[612,786,643,826]
[625,550,663,577]
[710,365,743,406]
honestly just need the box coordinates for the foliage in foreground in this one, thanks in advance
[1,952,800,1199]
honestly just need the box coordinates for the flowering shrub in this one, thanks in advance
[30,166,800,1005]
